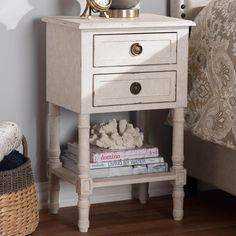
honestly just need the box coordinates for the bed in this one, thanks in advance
[170,0,236,196]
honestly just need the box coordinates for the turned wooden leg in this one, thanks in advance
[139,183,149,204]
[49,174,60,214]
[48,103,62,214]
[77,114,92,232]
[136,111,149,204]
[171,108,186,221]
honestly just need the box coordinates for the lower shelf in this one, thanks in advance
[51,167,176,188]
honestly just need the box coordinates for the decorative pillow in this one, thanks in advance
[185,0,236,150]
[0,121,22,161]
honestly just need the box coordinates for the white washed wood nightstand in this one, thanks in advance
[42,14,194,233]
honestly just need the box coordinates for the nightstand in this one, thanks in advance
[42,14,194,232]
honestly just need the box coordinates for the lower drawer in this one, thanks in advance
[93,71,176,107]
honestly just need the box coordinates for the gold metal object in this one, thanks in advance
[130,43,143,56]
[130,82,142,95]
[107,8,139,18]
[80,0,112,19]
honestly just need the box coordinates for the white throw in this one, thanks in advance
[0,121,22,161]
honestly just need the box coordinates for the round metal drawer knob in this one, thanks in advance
[130,43,143,56]
[130,82,142,95]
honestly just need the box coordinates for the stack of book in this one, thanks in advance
[61,142,168,178]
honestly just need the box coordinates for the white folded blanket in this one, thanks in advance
[0,121,23,162]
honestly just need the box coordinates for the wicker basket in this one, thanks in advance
[0,135,39,236]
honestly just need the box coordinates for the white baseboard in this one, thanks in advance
[36,181,172,210]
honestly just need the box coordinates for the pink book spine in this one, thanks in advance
[91,148,159,163]
[68,143,159,163]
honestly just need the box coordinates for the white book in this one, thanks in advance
[61,156,133,178]
[67,143,159,163]
[147,163,168,173]
[64,151,164,169]
[133,165,147,175]
[133,163,168,175]
[61,156,168,178]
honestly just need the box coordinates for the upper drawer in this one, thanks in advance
[93,33,177,67]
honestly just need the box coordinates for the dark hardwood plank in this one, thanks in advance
[32,190,236,236]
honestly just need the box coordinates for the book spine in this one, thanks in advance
[62,156,169,177]
[147,163,168,173]
[90,157,164,169]
[91,151,159,162]
[62,158,133,178]
[67,143,159,163]
[63,153,164,169]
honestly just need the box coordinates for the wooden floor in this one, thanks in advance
[33,190,236,236]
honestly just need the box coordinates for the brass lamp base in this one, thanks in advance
[107,8,139,18]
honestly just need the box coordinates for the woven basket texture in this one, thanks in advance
[0,158,34,195]
[0,185,39,235]
[0,136,39,235]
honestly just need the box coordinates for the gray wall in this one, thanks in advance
[0,0,168,182]
[140,0,168,14]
